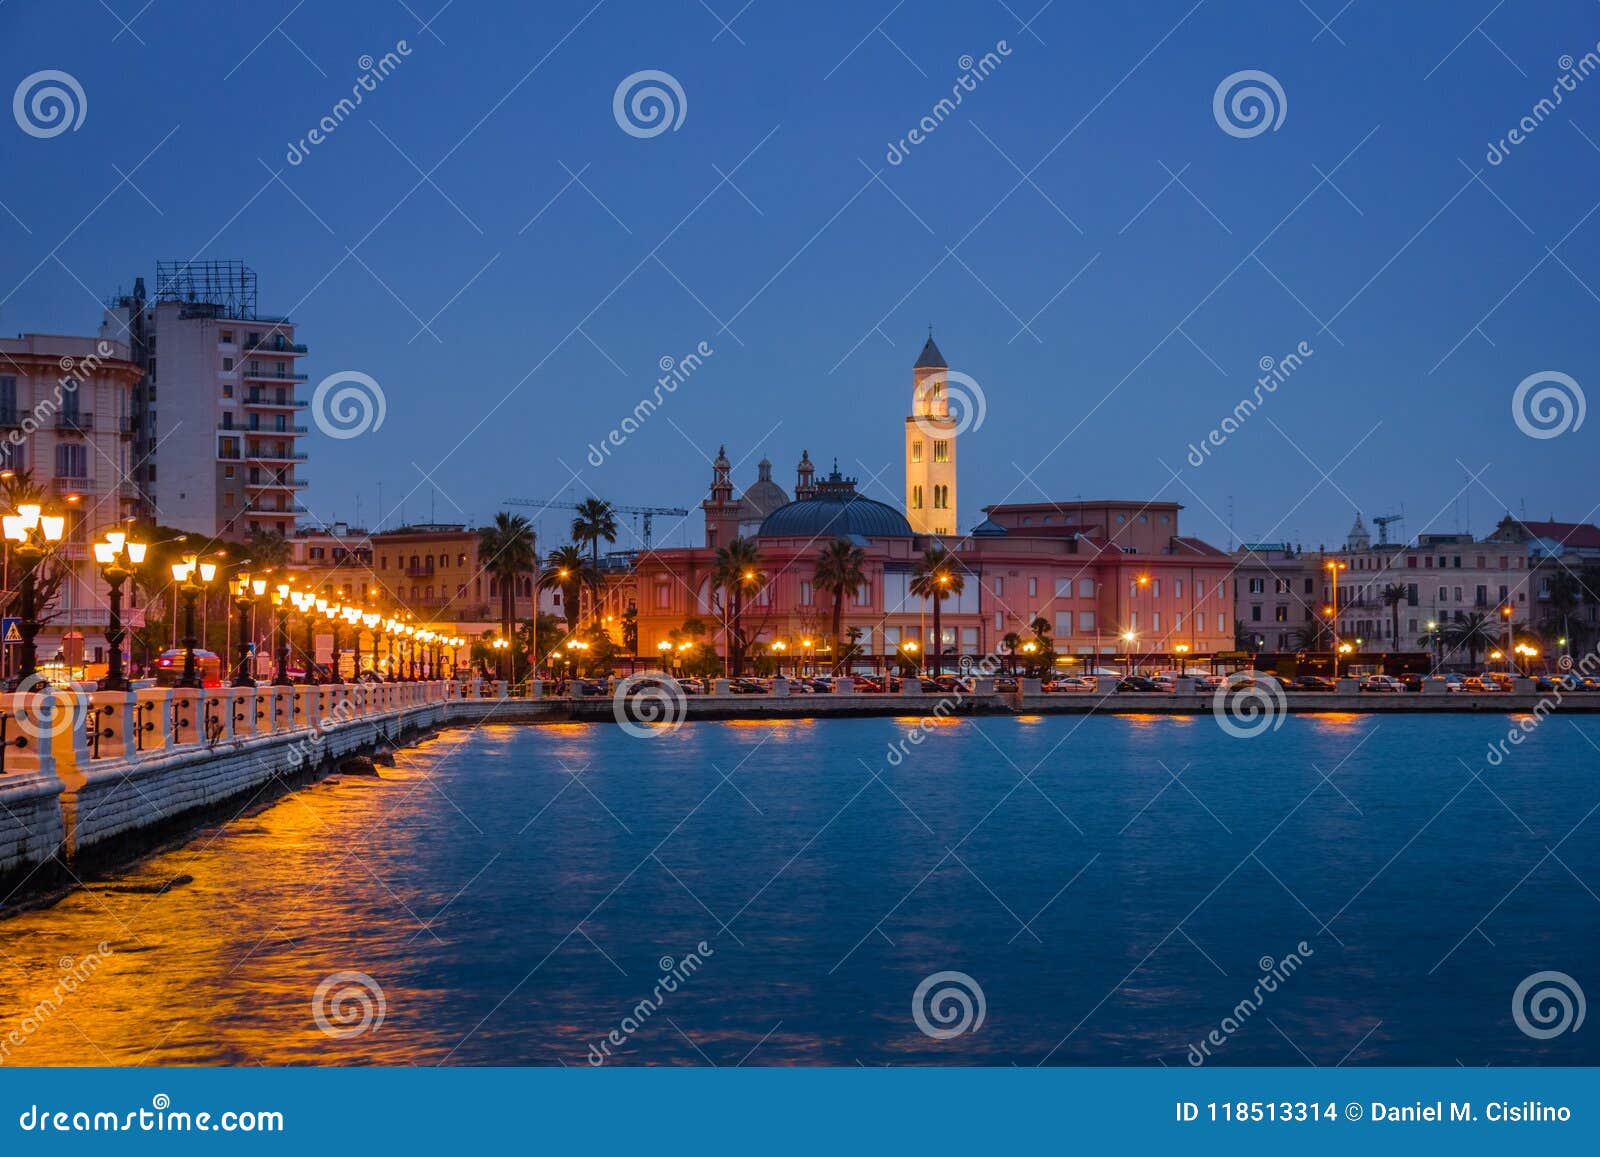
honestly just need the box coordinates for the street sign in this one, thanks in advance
[1,618,21,646]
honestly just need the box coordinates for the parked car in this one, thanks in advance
[1442,673,1468,693]
[853,676,885,694]
[1461,676,1501,693]
[1045,676,1095,692]
[728,678,768,694]
[1289,675,1336,692]
[1361,675,1405,693]
[1150,675,1177,692]
[1117,676,1159,692]
[1398,673,1425,692]
[994,677,1019,693]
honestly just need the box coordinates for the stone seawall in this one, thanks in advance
[1,679,464,905]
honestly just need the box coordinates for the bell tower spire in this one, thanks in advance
[905,331,957,537]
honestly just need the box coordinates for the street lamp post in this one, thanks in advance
[170,555,217,689]
[271,585,294,686]
[92,529,147,691]
[230,572,267,687]
[1325,560,1347,680]
[363,612,380,676]
[321,602,344,685]
[2,502,67,685]
[294,592,320,685]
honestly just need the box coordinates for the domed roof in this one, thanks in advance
[969,517,1008,537]
[739,458,790,519]
[757,467,913,539]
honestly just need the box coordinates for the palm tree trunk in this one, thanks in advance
[931,597,941,677]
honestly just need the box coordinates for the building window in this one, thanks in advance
[911,485,923,510]
[1028,577,1038,598]
[994,577,1004,597]
[799,580,814,605]
[1055,612,1072,636]
[54,443,87,478]
[655,584,670,608]
[1078,611,1095,632]
[910,440,923,463]
[1078,578,1094,599]
[933,440,949,462]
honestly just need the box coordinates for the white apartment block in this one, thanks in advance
[102,261,308,541]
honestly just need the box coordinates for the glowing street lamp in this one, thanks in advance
[170,555,218,689]
[4,502,67,683]
[229,571,268,687]
[92,529,147,691]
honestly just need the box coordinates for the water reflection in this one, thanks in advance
[1,715,1595,1066]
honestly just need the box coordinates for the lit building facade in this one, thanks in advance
[904,333,958,537]
[102,261,309,540]
[0,332,146,673]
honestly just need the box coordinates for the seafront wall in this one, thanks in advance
[0,680,465,901]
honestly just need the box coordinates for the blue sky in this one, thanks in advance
[2,0,1598,552]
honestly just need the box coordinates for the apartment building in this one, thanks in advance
[102,261,309,540]
[0,332,145,673]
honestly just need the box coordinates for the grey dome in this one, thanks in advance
[757,468,913,539]
[969,517,1008,537]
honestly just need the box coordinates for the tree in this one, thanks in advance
[1290,620,1332,652]
[1443,611,1497,668]
[477,513,536,677]
[243,528,292,572]
[538,544,600,639]
[909,546,965,675]
[1542,570,1584,659]
[1001,631,1021,676]
[571,498,618,571]
[1380,583,1410,653]
[812,538,867,674]
[711,536,764,676]
[1021,615,1056,678]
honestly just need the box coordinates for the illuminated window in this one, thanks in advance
[911,441,923,463]
[933,440,949,462]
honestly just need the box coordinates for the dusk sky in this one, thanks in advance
[3,0,1598,552]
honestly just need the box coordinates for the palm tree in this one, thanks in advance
[711,537,764,677]
[1543,570,1584,660]
[243,528,292,572]
[571,498,618,568]
[812,538,866,674]
[538,544,600,640]
[1001,631,1021,676]
[909,547,965,675]
[477,513,536,677]
[1380,583,1410,653]
[1443,611,1497,668]
[1417,621,1447,669]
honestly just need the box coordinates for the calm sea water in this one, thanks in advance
[2,713,1596,1067]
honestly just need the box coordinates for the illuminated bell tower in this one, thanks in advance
[905,330,957,537]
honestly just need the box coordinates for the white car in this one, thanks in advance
[1361,675,1405,693]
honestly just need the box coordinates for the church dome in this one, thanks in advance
[969,517,1007,537]
[758,467,913,539]
[739,458,791,520]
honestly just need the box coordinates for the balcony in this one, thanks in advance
[243,392,308,407]
[243,337,308,354]
[55,412,93,432]
[242,369,309,383]
[52,476,95,495]
[244,476,308,490]
[244,447,309,462]
[245,502,307,514]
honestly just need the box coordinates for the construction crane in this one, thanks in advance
[1372,512,1405,546]
[504,498,690,550]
